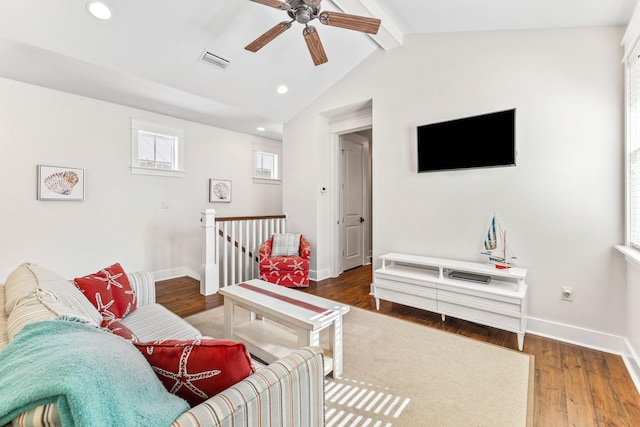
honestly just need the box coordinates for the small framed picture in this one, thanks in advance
[209,179,231,203]
[37,165,85,201]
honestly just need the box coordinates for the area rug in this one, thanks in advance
[186,306,534,427]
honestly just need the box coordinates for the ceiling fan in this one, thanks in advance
[245,0,381,66]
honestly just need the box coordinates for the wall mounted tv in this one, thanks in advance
[417,109,516,173]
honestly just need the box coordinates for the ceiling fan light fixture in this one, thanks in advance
[86,1,112,20]
[277,85,289,94]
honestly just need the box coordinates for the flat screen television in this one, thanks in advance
[417,109,516,173]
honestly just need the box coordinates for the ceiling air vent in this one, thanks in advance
[199,50,230,71]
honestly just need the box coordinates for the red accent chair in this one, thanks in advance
[259,234,311,287]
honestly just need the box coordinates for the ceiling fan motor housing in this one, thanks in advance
[286,0,319,24]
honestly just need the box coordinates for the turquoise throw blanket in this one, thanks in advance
[0,318,189,427]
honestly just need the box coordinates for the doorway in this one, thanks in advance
[338,130,372,274]
[326,102,373,278]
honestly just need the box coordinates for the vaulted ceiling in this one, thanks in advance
[0,0,635,140]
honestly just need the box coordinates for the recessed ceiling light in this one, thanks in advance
[87,1,112,20]
[257,127,266,132]
[276,85,288,95]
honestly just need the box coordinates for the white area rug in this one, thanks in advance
[186,305,534,427]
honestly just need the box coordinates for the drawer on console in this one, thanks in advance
[374,275,437,297]
[438,290,522,317]
[437,284,522,313]
[375,287,438,312]
[438,300,522,332]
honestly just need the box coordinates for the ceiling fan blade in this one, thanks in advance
[245,22,292,52]
[319,11,381,34]
[248,0,289,10]
[303,26,328,66]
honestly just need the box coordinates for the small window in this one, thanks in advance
[131,118,184,177]
[256,151,278,179]
[253,141,281,183]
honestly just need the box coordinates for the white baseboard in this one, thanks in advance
[152,267,199,282]
[527,316,627,354]
[310,268,332,282]
[527,315,640,394]
[312,264,372,282]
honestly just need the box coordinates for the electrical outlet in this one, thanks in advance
[561,286,574,302]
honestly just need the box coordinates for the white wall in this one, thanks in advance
[0,77,282,281]
[283,26,627,343]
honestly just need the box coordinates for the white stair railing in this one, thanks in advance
[200,209,286,295]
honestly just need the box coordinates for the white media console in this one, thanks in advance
[372,253,528,351]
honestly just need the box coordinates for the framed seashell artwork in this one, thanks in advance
[37,165,85,201]
[209,179,231,203]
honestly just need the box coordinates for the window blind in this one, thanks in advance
[629,53,640,248]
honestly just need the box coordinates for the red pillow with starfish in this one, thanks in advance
[101,318,138,342]
[74,263,137,322]
[134,338,255,406]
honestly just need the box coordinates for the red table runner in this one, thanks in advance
[237,283,334,316]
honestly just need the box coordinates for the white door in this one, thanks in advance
[340,137,365,271]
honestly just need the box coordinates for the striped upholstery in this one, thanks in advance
[120,303,201,341]
[4,263,102,324]
[0,284,8,350]
[10,405,60,427]
[127,270,156,307]
[4,262,106,341]
[4,262,44,311]
[172,347,325,427]
[6,293,58,341]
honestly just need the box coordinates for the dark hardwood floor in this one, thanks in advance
[156,265,640,427]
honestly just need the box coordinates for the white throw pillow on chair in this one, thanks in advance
[271,233,301,257]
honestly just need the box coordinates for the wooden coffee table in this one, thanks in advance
[219,279,350,378]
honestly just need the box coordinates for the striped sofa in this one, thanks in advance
[0,263,325,427]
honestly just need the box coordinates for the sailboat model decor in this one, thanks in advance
[481,213,517,269]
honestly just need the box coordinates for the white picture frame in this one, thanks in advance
[37,165,85,201]
[209,179,231,203]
